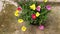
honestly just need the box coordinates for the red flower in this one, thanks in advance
[17,6,22,11]
[32,14,36,19]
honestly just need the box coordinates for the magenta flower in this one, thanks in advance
[46,5,51,10]
[31,14,36,20]
[36,6,41,12]
[39,25,44,30]
[17,6,22,11]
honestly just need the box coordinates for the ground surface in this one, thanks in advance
[0,0,60,34]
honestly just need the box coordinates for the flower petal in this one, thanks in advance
[14,10,19,16]
[36,12,40,17]
[21,26,27,31]
[36,6,41,12]
[30,4,36,10]
[17,6,22,11]
[18,19,24,23]
[39,25,44,30]
[46,5,51,10]
[32,14,36,19]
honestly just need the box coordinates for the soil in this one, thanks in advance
[0,0,60,34]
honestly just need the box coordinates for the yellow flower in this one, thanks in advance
[18,19,24,23]
[44,0,48,2]
[36,12,40,17]
[21,26,27,31]
[30,4,36,10]
[14,10,19,16]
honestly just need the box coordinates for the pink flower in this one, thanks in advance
[39,25,44,30]
[36,6,41,12]
[31,14,36,20]
[46,5,51,10]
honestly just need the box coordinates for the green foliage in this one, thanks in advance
[17,0,51,26]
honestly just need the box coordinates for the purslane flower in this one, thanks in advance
[18,19,24,23]
[21,26,27,31]
[46,5,51,10]
[36,12,40,17]
[30,4,36,10]
[17,6,22,11]
[36,6,41,12]
[14,10,19,16]
[39,25,44,30]
[32,14,36,19]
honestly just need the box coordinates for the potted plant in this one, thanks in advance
[14,0,51,31]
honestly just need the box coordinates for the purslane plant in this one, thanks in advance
[14,0,51,31]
